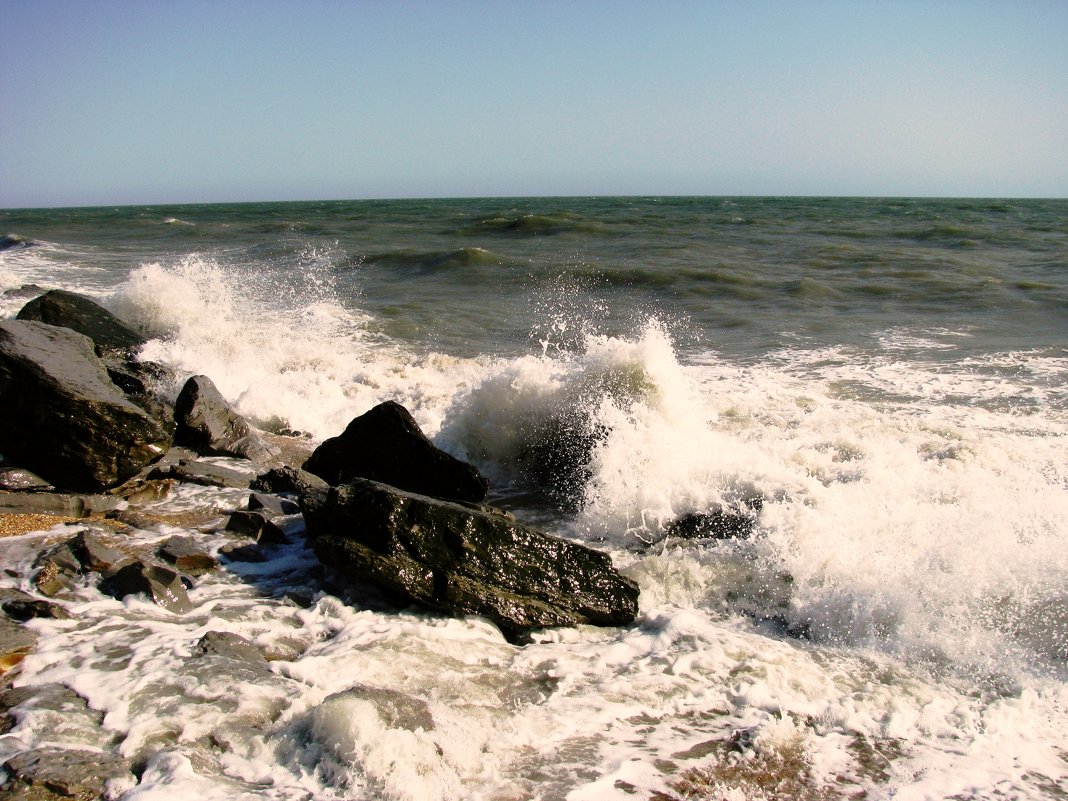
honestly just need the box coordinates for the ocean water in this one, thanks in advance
[1,196,1066,800]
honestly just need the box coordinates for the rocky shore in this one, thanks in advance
[0,289,643,797]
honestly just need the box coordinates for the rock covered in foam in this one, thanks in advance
[0,320,172,491]
[300,477,639,636]
[302,400,488,503]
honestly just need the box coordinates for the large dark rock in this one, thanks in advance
[99,560,192,614]
[301,478,639,634]
[174,374,279,464]
[17,288,146,353]
[0,320,172,491]
[303,400,488,503]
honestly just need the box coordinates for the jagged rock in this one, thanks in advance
[247,491,299,516]
[99,561,192,614]
[1,747,132,800]
[224,510,288,544]
[301,478,639,634]
[174,374,279,464]
[0,619,36,675]
[302,400,488,503]
[195,630,267,663]
[32,531,128,596]
[0,320,171,491]
[16,288,146,353]
[156,536,218,577]
[0,589,71,621]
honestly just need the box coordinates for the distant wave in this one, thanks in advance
[161,217,195,226]
[460,212,609,237]
[0,234,36,251]
[362,246,515,272]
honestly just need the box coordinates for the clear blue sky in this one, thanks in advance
[2,1,1066,207]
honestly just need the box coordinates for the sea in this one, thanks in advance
[0,196,1066,800]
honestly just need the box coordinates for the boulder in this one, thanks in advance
[99,561,192,614]
[302,400,488,503]
[0,320,171,491]
[156,536,218,577]
[301,478,639,635]
[224,510,288,544]
[16,288,146,353]
[174,374,279,464]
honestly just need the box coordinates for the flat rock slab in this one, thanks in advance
[303,478,639,635]
[2,746,132,800]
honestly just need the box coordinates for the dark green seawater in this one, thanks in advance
[4,196,1066,361]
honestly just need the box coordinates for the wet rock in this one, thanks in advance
[218,543,268,563]
[195,630,267,663]
[148,453,255,489]
[663,498,764,541]
[0,464,53,492]
[0,320,171,491]
[321,683,435,732]
[156,536,218,577]
[100,560,192,614]
[102,356,176,433]
[1,746,132,800]
[0,490,123,518]
[119,478,174,506]
[0,683,103,737]
[2,282,45,296]
[247,491,299,516]
[521,415,607,509]
[224,510,288,544]
[174,374,280,464]
[16,288,145,353]
[32,530,128,596]
[302,400,488,503]
[252,466,329,497]
[0,619,37,676]
[302,478,640,635]
[0,589,71,621]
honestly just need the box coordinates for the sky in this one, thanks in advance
[2,1,1067,207]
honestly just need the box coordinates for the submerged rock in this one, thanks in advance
[0,618,37,676]
[301,477,639,635]
[195,630,267,664]
[302,400,488,503]
[1,747,133,800]
[32,530,129,596]
[174,374,280,464]
[0,320,171,491]
[664,498,764,542]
